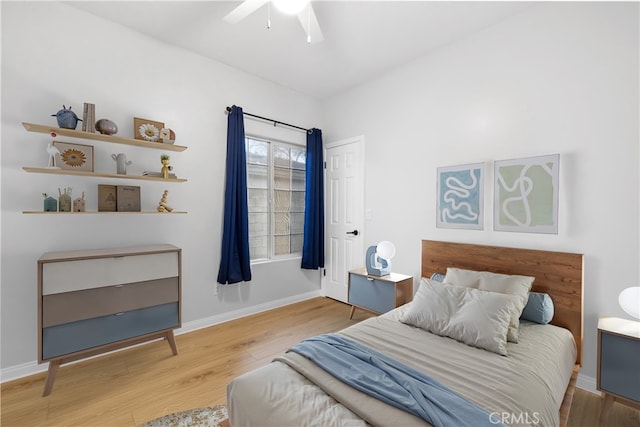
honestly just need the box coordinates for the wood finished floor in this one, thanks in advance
[1,297,638,427]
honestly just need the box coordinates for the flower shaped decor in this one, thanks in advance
[133,117,165,142]
[61,149,86,167]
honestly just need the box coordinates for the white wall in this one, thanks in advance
[322,2,639,387]
[0,2,322,374]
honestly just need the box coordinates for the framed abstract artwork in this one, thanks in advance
[437,162,484,230]
[494,154,559,234]
[52,141,94,172]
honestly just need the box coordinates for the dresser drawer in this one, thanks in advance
[42,252,179,295]
[348,274,395,314]
[42,302,179,360]
[599,332,640,401]
[42,277,179,327]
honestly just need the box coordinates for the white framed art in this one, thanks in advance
[494,154,559,234]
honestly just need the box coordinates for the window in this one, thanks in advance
[246,137,306,261]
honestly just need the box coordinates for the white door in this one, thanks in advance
[322,136,365,303]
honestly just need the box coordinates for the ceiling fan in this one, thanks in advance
[224,0,324,44]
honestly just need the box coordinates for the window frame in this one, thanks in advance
[246,135,306,264]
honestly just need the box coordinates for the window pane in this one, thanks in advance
[291,191,305,211]
[249,212,268,236]
[291,234,303,253]
[292,169,305,191]
[247,139,268,165]
[250,235,268,260]
[274,235,290,255]
[273,190,291,212]
[290,212,305,234]
[248,188,268,212]
[274,167,291,190]
[274,146,290,168]
[274,212,290,234]
[247,164,268,188]
[291,148,306,170]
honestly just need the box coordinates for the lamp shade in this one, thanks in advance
[376,241,396,260]
[618,286,640,319]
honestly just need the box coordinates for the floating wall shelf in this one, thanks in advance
[22,122,188,152]
[22,167,187,183]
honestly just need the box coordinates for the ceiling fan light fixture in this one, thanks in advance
[272,0,308,15]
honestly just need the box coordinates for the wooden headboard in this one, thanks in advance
[421,240,584,365]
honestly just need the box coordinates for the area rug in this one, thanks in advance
[139,405,228,427]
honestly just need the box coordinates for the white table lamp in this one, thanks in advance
[618,286,640,319]
[365,241,396,276]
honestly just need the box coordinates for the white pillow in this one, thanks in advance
[443,268,534,343]
[400,279,517,356]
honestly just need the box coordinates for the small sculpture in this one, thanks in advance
[42,193,57,212]
[46,142,61,168]
[73,192,86,212]
[156,190,173,212]
[58,187,72,212]
[95,119,118,135]
[52,105,82,130]
[111,153,132,175]
[160,154,171,179]
[160,128,176,144]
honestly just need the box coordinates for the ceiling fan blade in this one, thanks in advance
[297,3,324,44]
[223,0,268,24]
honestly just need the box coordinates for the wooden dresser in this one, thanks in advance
[38,244,182,396]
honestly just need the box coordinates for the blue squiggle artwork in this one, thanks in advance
[437,163,483,230]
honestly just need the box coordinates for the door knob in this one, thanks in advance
[346,230,359,236]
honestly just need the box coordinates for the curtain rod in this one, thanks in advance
[225,106,311,133]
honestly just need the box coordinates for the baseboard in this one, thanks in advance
[0,290,322,384]
[576,372,599,395]
[176,290,322,335]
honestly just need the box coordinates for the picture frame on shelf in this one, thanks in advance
[98,184,117,212]
[134,117,165,142]
[116,185,141,212]
[53,141,94,172]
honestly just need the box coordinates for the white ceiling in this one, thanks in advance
[67,1,534,99]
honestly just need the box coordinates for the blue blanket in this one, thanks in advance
[289,334,505,427]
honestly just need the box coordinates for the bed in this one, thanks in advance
[227,240,584,427]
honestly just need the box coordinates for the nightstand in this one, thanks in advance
[348,268,413,319]
[597,317,640,422]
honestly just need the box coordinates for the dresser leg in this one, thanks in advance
[599,393,615,424]
[166,330,178,356]
[42,360,61,397]
[349,305,356,319]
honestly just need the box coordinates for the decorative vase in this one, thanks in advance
[96,119,118,135]
[161,159,170,179]
[111,153,132,175]
[52,105,81,130]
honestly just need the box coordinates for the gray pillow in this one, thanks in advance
[443,268,534,343]
[400,279,517,356]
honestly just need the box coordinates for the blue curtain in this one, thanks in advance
[217,105,252,284]
[301,128,324,269]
